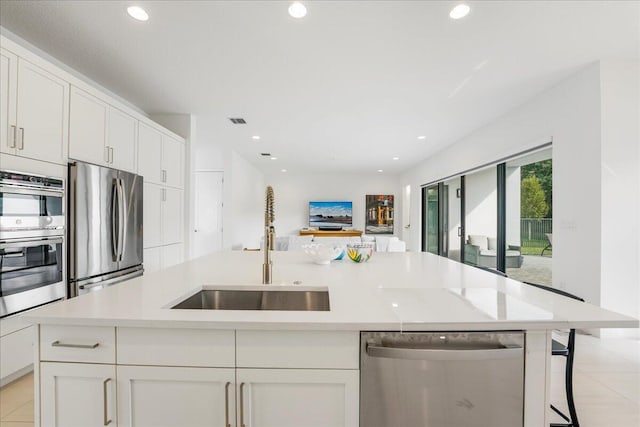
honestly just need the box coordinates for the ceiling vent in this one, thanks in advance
[260,153,271,157]
[229,118,246,124]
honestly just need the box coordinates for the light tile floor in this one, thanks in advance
[0,333,638,427]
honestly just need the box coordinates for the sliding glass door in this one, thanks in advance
[423,185,440,254]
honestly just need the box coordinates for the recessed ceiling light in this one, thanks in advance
[252,135,261,140]
[377,169,383,173]
[271,157,278,160]
[281,169,288,173]
[417,135,426,140]
[449,4,470,20]
[127,6,149,21]
[288,2,307,18]
[392,156,399,161]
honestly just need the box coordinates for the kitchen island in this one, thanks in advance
[26,251,637,427]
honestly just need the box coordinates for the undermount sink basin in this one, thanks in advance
[170,288,330,311]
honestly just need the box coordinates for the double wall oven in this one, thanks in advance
[0,170,65,318]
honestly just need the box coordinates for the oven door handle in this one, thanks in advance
[0,185,63,198]
[0,237,64,249]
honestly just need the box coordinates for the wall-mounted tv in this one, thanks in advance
[309,201,353,228]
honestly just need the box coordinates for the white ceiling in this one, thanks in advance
[1,1,638,175]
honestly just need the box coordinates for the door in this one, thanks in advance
[69,87,108,166]
[117,366,235,427]
[41,362,116,427]
[137,122,162,184]
[16,58,69,164]
[161,187,183,246]
[70,162,119,281]
[423,185,439,254]
[193,171,223,258]
[142,183,162,249]
[117,170,143,270]
[109,107,137,173]
[0,48,17,155]
[236,368,359,427]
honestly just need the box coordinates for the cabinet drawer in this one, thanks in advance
[40,325,115,363]
[117,328,235,367]
[236,330,359,369]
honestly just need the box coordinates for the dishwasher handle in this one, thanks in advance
[366,344,522,361]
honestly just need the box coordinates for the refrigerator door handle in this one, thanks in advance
[118,178,127,262]
[111,179,119,262]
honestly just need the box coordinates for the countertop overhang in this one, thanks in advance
[25,251,639,331]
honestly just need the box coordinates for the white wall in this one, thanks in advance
[228,151,265,250]
[599,61,640,337]
[464,167,498,241]
[263,172,401,238]
[402,62,603,308]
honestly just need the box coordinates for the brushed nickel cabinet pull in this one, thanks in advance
[162,188,166,202]
[51,340,99,349]
[162,169,167,183]
[224,382,231,427]
[110,147,114,164]
[103,378,112,426]
[239,382,246,427]
[105,146,110,162]
[18,127,24,150]
[9,125,16,148]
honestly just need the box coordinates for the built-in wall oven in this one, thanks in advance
[0,170,65,318]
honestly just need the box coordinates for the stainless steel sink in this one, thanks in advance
[170,289,330,311]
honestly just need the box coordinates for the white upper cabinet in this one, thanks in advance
[0,48,18,156]
[69,87,138,172]
[108,107,137,173]
[138,122,184,188]
[137,121,163,183]
[2,55,69,164]
[162,135,183,188]
[69,87,108,165]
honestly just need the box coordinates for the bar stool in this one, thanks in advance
[524,281,583,427]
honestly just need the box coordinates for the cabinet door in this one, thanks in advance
[161,243,184,269]
[117,366,235,427]
[16,59,69,164]
[143,247,161,273]
[69,87,108,166]
[162,187,183,245]
[108,107,137,173]
[0,48,17,155]
[143,183,162,249]
[236,368,359,427]
[41,362,116,427]
[162,135,183,188]
[137,122,162,184]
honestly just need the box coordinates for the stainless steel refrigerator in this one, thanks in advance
[68,161,143,297]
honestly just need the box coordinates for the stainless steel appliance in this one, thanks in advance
[1,170,66,317]
[361,331,525,427]
[68,162,143,297]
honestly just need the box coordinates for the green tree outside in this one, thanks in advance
[521,175,548,218]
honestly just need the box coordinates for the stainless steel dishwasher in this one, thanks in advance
[360,331,525,427]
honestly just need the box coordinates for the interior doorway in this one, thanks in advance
[193,171,224,258]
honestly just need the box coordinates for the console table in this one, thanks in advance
[300,229,363,238]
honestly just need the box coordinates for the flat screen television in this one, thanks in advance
[309,201,353,228]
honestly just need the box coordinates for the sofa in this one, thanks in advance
[464,234,523,268]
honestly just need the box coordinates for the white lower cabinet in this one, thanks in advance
[40,362,116,427]
[117,366,235,427]
[236,368,359,427]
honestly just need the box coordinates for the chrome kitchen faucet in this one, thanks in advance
[263,185,275,284]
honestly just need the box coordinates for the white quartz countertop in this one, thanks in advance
[25,251,638,331]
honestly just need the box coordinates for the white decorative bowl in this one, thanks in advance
[302,244,343,265]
